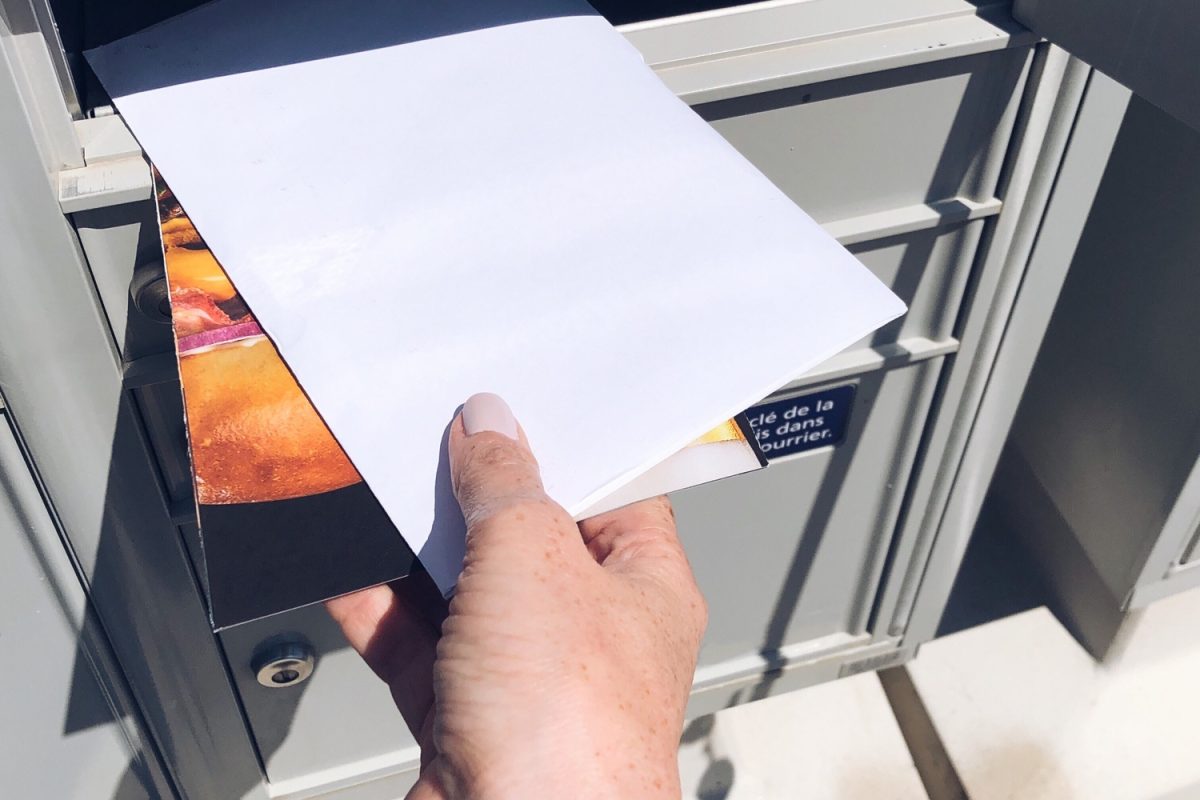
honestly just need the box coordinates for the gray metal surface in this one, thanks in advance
[628,0,1036,105]
[0,10,266,799]
[887,45,1092,644]
[1014,0,1200,134]
[1183,508,1200,566]
[219,604,418,791]
[991,81,1200,654]
[0,414,158,800]
[697,49,1027,227]
[847,220,986,348]
[679,360,944,687]
[0,0,82,170]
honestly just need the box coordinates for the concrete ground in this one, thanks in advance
[680,588,1200,799]
[679,670,927,800]
[678,516,1200,800]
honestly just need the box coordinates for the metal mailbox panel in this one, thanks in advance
[674,358,943,669]
[1183,523,1200,567]
[847,220,984,348]
[219,602,418,787]
[696,48,1028,226]
[1007,94,1200,603]
[1014,0,1200,134]
[0,415,152,800]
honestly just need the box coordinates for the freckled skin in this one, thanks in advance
[328,412,706,800]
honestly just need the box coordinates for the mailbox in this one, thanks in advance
[2,0,1189,796]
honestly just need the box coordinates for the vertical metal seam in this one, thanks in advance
[888,48,1090,636]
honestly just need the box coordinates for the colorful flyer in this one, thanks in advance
[158,174,416,628]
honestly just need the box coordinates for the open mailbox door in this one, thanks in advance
[1014,0,1200,132]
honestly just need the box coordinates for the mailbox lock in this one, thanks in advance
[129,263,173,325]
[252,641,315,688]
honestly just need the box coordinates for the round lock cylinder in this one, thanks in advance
[129,263,173,325]
[252,641,316,688]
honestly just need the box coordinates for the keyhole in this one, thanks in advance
[272,668,300,684]
[253,643,315,687]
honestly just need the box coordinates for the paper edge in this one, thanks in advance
[564,300,907,518]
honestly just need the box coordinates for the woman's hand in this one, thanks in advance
[327,393,707,799]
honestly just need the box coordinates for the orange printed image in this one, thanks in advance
[157,176,360,504]
[691,418,747,446]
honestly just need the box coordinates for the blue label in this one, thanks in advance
[746,384,856,460]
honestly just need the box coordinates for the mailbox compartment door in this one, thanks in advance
[0,414,159,800]
[219,604,421,798]
[677,359,945,692]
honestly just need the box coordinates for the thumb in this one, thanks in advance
[448,393,583,561]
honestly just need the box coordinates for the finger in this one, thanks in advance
[326,572,443,677]
[448,393,544,525]
[325,583,398,678]
[402,565,452,631]
[578,494,700,642]
[325,577,440,741]
[578,494,686,570]
[448,393,584,560]
[579,495,708,641]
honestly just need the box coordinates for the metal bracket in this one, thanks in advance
[58,115,152,213]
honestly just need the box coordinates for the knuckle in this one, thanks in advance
[471,439,523,470]
[482,495,549,526]
[461,441,519,479]
[466,492,568,537]
[456,440,541,491]
[603,524,685,567]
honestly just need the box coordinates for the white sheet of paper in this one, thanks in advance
[88,0,904,594]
